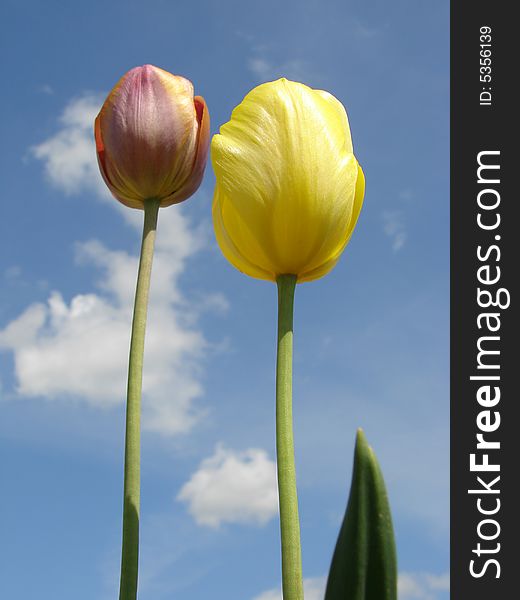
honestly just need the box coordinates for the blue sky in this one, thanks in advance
[0,1,449,599]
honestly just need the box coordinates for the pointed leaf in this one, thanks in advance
[325,429,397,600]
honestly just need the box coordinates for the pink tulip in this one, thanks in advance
[95,64,209,209]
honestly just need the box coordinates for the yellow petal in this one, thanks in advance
[313,89,353,155]
[299,163,365,282]
[211,78,363,281]
[213,183,276,281]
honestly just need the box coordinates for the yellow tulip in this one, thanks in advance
[212,78,365,283]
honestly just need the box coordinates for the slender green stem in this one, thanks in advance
[276,274,303,600]
[119,198,161,600]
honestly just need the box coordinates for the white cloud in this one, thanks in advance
[252,577,326,600]
[38,84,55,96]
[252,572,449,600]
[177,445,278,527]
[0,94,223,435]
[247,54,310,83]
[30,93,108,198]
[3,265,22,280]
[382,210,407,251]
[352,19,386,39]
[399,189,414,202]
[399,571,450,600]
[0,222,215,434]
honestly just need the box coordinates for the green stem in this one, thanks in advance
[119,198,161,600]
[276,274,303,600]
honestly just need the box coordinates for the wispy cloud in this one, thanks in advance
[252,571,449,600]
[242,32,313,84]
[38,84,55,96]
[399,189,414,202]
[3,265,22,281]
[247,56,310,83]
[382,209,407,251]
[252,577,326,600]
[30,93,107,198]
[178,444,278,527]
[399,571,450,600]
[99,511,217,600]
[352,18,387,39]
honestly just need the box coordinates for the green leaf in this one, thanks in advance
[325,429,397,600]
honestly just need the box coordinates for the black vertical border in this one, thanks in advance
[451,2,517,599]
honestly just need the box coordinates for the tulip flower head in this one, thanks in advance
[95,64,209,209]
[212,78,365,283]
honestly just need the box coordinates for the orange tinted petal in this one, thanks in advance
[161,95,210,207]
